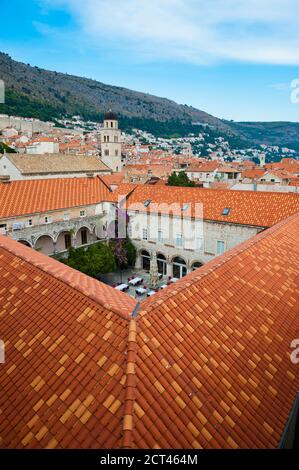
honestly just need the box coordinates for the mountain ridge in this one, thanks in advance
[1,52,299,149]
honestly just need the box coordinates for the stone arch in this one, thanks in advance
[75,226,91,246]
[157,252,167,276]
[56,230,72,252]
[34,234,55,255]
[172,256,187,279]
[18,239,32,248]
[191,260,204,271]
[140,249,151,271]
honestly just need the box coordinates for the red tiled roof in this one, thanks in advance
[0,177,112,218]
[0,235,136,449]
[100,173,125,187]
[0,213,299,448]
[135,213,299,448]
[108,183,139,202]
[242,169,266,179]
[124,185,299,227]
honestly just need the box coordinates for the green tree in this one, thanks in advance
[109,238,137,269]
[64,243,116,278]
[167,171,195,187]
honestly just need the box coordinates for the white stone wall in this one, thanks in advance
[127,209,262,276]
[27,141,60,154]
[0,155,22,179]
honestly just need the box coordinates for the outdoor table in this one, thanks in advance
[115,283,129,292]
[129,277,142,286]
[136,287,147,295]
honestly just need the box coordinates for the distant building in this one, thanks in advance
[26,137,59,154]
[0,153,111,181]
[100,112,122,173]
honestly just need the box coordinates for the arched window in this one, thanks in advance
[104,150,109,156]
[172,256,187,279]
[157,253,167,276]
[192,261,203,271]
[141,250,150,271]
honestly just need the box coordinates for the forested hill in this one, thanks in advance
[1,51,299,149]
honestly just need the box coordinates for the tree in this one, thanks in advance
[167,171,196,187]
[64,243,116,278]
[123,238,137,267]
[109,238,136,269]
[0,142,16,154]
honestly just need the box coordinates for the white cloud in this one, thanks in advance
[42,0,299,65]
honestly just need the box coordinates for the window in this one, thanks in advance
[44,216,51,224]
[64,233,72,249]
[222,207,230,216]
[115,150,119,156]
[28,219,33,227]
[63,213,70,221]
[81,229,88,245]
[158,230,163,243]
[142,228,148,240]
[127,225,132,238]
[175,234,183,247]
[111,121,113,127]
[217,240,225,254]
[104,150,109,156]
[114,136,118,143]
[80,210,86,218]
[144,199,151,208]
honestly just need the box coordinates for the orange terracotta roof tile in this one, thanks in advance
[136,213,299,448]
[242,169,266,179]
[0,236,136,449]
[0,177,112,218]
[1,213,299,448]
[124,185,299,227]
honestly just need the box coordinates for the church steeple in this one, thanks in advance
[100,111,122,173]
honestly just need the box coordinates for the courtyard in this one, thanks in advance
[99,268,179,300]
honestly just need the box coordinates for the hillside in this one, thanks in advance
[227,121,299,152]
[1,52,299,149]
[0,52,234,136]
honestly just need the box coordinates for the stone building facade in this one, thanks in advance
[100,112,122,173]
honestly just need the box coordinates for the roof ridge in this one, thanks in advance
[140,211,299,315]
[122,318,138,449]
[0,235,136,319]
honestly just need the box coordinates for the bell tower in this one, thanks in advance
[100,111,122,173]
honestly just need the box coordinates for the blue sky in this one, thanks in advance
[1,0,299,121]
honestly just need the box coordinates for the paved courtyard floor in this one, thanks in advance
[100,268,173,300]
